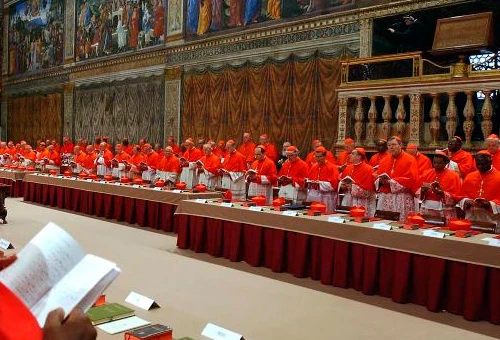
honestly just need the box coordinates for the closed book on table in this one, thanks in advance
[125,324,173,340]
[86,302,135,325]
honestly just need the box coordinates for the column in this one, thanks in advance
[2,8,9,76]
[429,93,440,147]
[64,0,76,63]
[462,91,475,146]
[481,90,493,139]
[445,92,457,141]
[165,67,183,143]
[394,95,406,138]
[380,96,392,141]
[354,97,364,143]
[63,83,75,138]
[359,18,373,58]
[1,93,7,141]
[408,94,423,145]
[365,96,377,146]
[336,97,349,146]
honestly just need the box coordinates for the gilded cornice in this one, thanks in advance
[70,52,167,81]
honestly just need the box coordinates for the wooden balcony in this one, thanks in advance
[336,52,500,151]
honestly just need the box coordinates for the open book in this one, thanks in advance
[0,222,121,327]
[377,173,390,180]
[340,176,354,183]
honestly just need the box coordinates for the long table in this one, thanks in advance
[23,174,221,232]
[175,200,500,324]
[0,169,26,197]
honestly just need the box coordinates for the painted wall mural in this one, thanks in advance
[75,0,165,61]
[167,0,183,39]
[186,0,354,36]
[8,0,64,74]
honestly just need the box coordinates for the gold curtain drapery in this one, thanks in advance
[182,56,341,155]
[7,93,62,145]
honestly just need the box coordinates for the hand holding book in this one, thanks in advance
[0,222,120,327]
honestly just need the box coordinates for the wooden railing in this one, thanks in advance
[336,52,500,151]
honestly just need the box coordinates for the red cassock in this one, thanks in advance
[375,151,419,221]
[114,151,130,163]
[459,168,500,205]
[263,143,278,163]
[145,151,160,170]
[123,145,134,156]
[420,168,462,202]
[23,151,37,162]
[250,157,277,185]
[0,282,42,340]
[341,162,375,192]
[36,149,50,162]
[73,151,87,166]
[170,144,182,156]
[82,152,97,170]
[47,150,61,166]
[8,148,17,158]
[307,161,339,189]
[304,150,336,167]
[237,141,256,164]
[212,148,226,159]
[450,149,476,177]
[199,154,221,175]
[129,153,145,167]
[60,142,75,155]
[158,155,181,173]
[491,151,500,171]
[98,150,114,167]
[278,157,309,187]
[221,150,247,172]
[336,151,351,166]
[376,151,419,194]
[414,153,432,179]
[368,151,389,168]
[183,148,203,162]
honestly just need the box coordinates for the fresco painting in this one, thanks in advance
[186,0,354,36]
[76,0,165,61]
[8,0,64,74]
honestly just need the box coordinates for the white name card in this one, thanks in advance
[57,175,64,178]
[153,187,163,191]
[488,239,500,247]
[132,184,141,188]
[114,182,121,186]
[85,179,93,182]
[482,237,495,242]
[125,291,160,311]
[0,238,13,249]
[171,189,182,193]
[372,223,392,231]
[423,230,446,238]
[201,323,242,340]
[328,216,345,223]
[282,210,298,217]
[196,199,207,203]
[248,206,263,212]
[220,202,233,208]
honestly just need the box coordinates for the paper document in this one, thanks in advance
[0,222,121,327]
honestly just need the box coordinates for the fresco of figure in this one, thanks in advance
[8,0,64,74]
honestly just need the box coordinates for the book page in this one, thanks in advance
[0,222,84,309]
[31,254,120,326]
